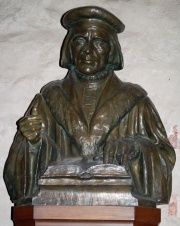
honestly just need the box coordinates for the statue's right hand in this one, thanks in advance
[18,106,43,145]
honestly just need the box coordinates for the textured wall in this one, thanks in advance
[0,0,180,225]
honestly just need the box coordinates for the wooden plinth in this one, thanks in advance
[12,206,161,226]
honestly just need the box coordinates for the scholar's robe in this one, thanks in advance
[4,72,175,205]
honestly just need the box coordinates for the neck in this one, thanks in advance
[73,66,112,82]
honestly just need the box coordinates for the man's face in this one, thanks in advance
[71,27,111,76]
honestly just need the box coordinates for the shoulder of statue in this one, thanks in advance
[40,80,63,98]
[122,82,147,99]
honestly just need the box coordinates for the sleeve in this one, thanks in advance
[4,93,58,205]
[119,97,176,204]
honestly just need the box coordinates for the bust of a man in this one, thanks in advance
[4,6,175,207]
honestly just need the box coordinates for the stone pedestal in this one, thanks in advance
[12,206,161,226]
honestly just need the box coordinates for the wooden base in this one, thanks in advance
[12,206,161,226]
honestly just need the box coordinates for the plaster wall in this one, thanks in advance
[0,0,180,225]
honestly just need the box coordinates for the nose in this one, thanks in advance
[84,40,93,54]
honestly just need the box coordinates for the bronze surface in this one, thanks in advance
[4,6,176,207]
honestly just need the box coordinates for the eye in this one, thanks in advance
[93,38,107,45]
[73,36,86,45]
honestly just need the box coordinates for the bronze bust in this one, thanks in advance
[4,6,176,207]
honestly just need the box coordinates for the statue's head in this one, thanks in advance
[60,6,125,80]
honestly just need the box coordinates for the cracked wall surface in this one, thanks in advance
[0,0,180,225]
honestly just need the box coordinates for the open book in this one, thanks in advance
[42,157,130,179]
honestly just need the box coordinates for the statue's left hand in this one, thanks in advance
[103,138,138,166]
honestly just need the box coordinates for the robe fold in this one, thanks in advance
[4,71,175,205]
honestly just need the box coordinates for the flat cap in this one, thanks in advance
[61,6,125,33]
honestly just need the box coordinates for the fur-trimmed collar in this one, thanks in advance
[42,71,147,157]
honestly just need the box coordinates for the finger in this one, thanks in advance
[104,141,116,164]
[103,142,111,164]
[31,106,39,116]
[27,134,41,143]
[108,143,116,164]
[20,124,42,134]
[121,144,129,165]
[18,119,42,132]
[18,115,42,127]
[19,117,42,128]
[31,134,41,143]
[115,142,123,164]
[25,131,41,142]
[30,97,40,115]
